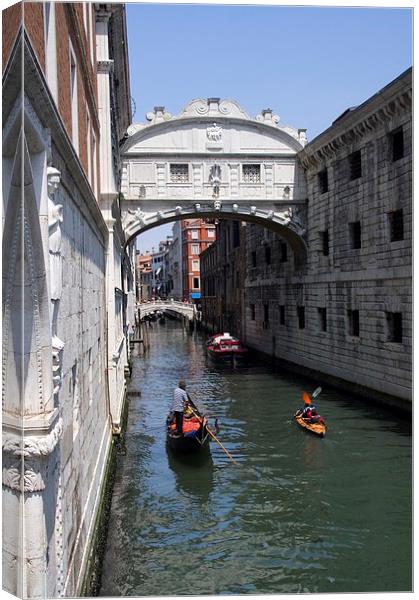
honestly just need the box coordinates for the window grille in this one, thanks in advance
[386,312,403,343]
[170,163,189,182]
[349,150,362,180]
[243,164,261,183]
[391,128,404,162]
[347,310,360,337]
[388,210,404,242]
[318,169,329,193]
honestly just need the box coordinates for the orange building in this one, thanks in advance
[136,252,153,301]
[181,219,216,302]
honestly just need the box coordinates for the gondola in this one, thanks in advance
[166,405,210,453]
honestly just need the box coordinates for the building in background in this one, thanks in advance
[200,69,412,409]
[166,221,183,300]
[2,3,132,597]
[136,252,152,301]
[182,219,216,303]
[150,236,173,298]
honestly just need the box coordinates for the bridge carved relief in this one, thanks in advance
[120,98,308,257]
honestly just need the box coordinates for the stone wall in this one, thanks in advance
[201,69,412,409]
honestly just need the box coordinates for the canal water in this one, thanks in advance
[99,320,411,596]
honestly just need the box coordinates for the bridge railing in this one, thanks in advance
[137,299,196,320]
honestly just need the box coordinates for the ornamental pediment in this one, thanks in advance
[122,98,307,155]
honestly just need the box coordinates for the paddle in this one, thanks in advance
[187,394,239,466]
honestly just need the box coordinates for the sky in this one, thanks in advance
[125,2,413,253]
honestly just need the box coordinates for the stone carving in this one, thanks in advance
[194,203,201,212]
[213,199,222,211]
[250,206,257,215]
[181,98,250,119]
[283,186,291,199]
[256,108,280,124]
[47,167,63,301]
[3,417,63,457]
[3,462,45,492]
[232,204,239,213]
[138,185,146,199]
[267,210,274,219]
[207,123,222,142]
[146,106,172,124]
[282,206,306,235]
[209,164,221,198]
[52,335,65,396]
[175,206,182,215]
[122,208,146,230]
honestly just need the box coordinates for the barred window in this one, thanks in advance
[243,164,261,183]
[297,306,305,330]
[279,305,285,325]
[386,312,403,343]
[391,128,404,162]
[320,230,329,256]
[349,150,362,180]
[349,221,361,249]
[318,307,327,332]
[347,309,360,337]
[250,304,256,320]
[170,163,189,182]
[318,169,329,193]
[280,242,288,263]
[388,209,404,242]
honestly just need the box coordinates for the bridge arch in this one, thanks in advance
[120,97,309,261]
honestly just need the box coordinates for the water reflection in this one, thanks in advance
[166,444,214,501]
[100,321,412,596]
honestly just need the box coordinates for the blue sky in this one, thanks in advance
[126,2,412,252]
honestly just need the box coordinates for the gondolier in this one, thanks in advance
[171,380,189,436]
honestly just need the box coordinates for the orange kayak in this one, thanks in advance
[294,412,326,437]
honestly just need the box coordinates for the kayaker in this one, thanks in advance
[171,380,189,436]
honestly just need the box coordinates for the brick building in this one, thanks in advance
[181,219,216,302]
[2,3,132,597]
[201,69,412,410]
[136,252,153,301]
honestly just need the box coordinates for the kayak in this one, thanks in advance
[294,411,326,437]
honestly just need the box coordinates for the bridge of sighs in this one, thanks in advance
[120,98,309,259]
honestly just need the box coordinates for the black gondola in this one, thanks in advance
[166,406,210,453]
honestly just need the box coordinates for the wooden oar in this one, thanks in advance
[187,395,239,466]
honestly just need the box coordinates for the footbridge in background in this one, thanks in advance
[138,300,196,322]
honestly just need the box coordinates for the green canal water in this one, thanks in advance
[99,320,412,596]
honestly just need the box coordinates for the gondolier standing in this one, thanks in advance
[171,380,189,436]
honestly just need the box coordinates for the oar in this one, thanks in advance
[312,386,322,399]
[187,394,239,466]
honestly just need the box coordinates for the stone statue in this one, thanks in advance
[209,164,221,198]
[123,207,146,230]
[282,206,306,235]
[47,167,63,301]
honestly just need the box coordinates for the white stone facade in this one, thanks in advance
[120,98,308,259]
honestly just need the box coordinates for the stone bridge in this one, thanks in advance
[120,98,308,259]
[138,300,196,321]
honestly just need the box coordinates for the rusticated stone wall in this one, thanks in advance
[201,69,412,408]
